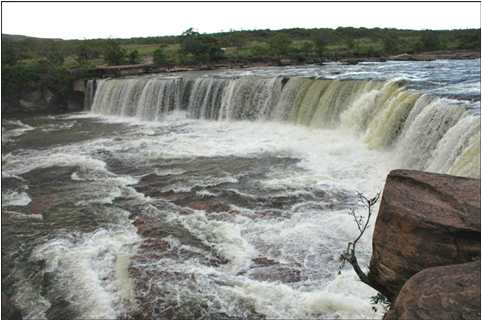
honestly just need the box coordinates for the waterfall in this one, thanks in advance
[89,75,480,178]
[84,79,96,110]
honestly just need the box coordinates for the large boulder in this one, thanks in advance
[368,169,480,299]
[385,260,481,319]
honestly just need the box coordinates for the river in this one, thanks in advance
[2,59,480,319]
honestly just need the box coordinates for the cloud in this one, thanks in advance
[2,2,480,40]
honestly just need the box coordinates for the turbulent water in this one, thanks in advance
[2,59,480,319]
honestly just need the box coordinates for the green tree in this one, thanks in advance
[345,38,356,51]
[226,32,247,49]
[457,29,480,49]
[301,41,314,55]
[181,28,208,57]
[208,46,225,62]
[420,31,441,51]
[103,40,126,65]
[312,33,328,57]
[152,48,167,65]
[76,44,96,65]
[249,43,270,59]
[127,50,140,64]
[382,36,398,54]
[43,43,64,66]
[269,33,292,57]
[180,28,223,63]
[1,45,19,66]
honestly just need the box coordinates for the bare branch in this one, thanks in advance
[338,192,380,288]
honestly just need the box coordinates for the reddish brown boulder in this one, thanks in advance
[240,257,304,283]
[368,169,480,299]
[252,256,277,266]
[186,199,230,213]
[385,261,481,319]
[246,264,303,283]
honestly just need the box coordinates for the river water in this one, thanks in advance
[2,59,480,319]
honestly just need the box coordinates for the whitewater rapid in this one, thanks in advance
[89,72,480,178]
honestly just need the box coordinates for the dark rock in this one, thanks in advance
[133,214,210,252]
[340,58,362,65]
[157,190,192,202]
[67,91,84,111]
[186,199,230,213]
[139,238,170,251]
[30,195,56,215]
[389,49,481,61]
[243,257,304,283]
[278,59,294,66]
[385,261,481,320]
[252,257,277,267]
[2,292,22,320]
[246,264,303,283]
[368,169,480,300]
[12,86,74,113]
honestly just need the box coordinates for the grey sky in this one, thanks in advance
[2,2,480,40]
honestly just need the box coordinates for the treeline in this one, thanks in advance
[2,27,480,108]
[3,27,480,67]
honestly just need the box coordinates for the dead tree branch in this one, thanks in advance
[339,192,380,287]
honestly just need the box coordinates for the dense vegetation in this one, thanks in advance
[2,27,480,108]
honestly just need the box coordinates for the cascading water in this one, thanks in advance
[90,74,480,178]
[83,79,96,110]
[3,60,480,320]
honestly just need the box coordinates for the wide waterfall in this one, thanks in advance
[90,75,480,178]
[3,60,480,320]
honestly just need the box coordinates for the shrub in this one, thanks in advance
[127,50,140,64]
[152,48,167,66]
[103,40,126,65]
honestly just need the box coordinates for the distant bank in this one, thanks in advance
[91,49,481,79]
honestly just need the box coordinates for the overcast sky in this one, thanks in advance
[2,2,480,40]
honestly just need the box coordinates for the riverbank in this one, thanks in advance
[92,49,481,78]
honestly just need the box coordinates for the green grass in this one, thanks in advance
[121,43,160,56]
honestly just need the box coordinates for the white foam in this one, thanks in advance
[75,186,123,206]
[2,150,107,178]
[173,211,258,272]
[2,120,35,143]
[160,175,239,193]
[4,114,393,319]
[40,121,76,132]
[89,118,394,195]
[196,189,218,197]
[2,210,42,220]
[31,219,140,319]
[223,272,383,319]
[2,190,31,207]
[154,168,187,176]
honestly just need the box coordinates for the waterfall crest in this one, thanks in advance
[90,75,480,178]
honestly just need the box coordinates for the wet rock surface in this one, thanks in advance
[127,211,235,319]
[385,260,481,320]
[237,256,305,283]
[244,264,304,283]
[368,169,480,300]
[2,292,22,320]
[134,161,355,218]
